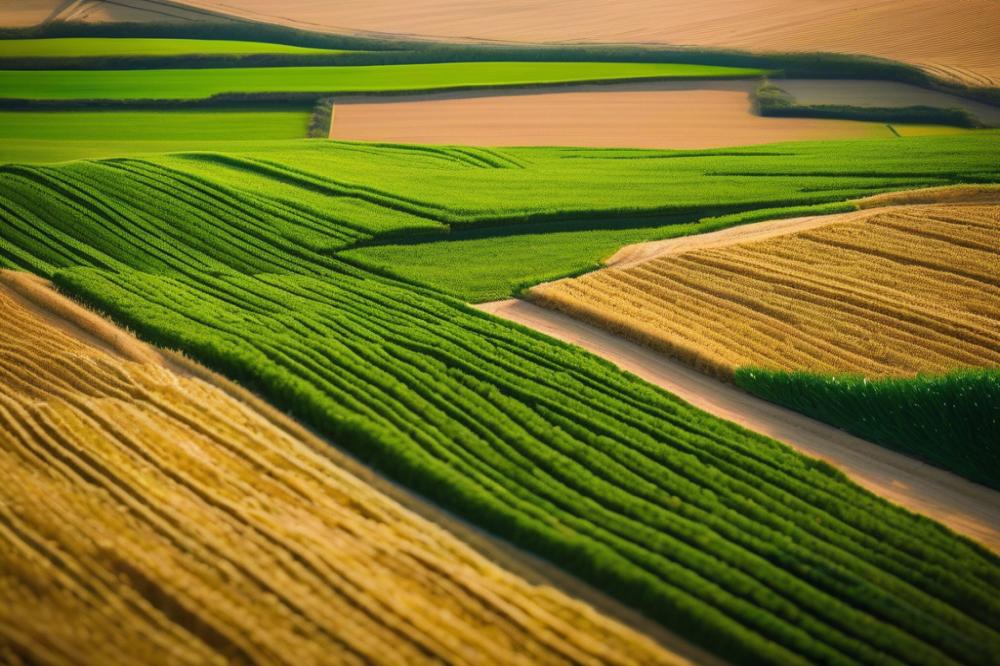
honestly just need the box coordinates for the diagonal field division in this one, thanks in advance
[2,139,1000,665]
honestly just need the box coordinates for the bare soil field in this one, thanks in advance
[0,0,65,26]
[475,298,1000,552]
[331,80,897,149]
[777,80,1000,126]
[156,0,1000,86]
[532,203,1000,378]
[0,271,684,666]
[17,0,232,25]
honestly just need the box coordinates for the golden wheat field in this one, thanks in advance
[531,204,1000,379]
[0,272,679,666]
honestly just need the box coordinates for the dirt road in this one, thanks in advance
[474,298,1000,552]
[606,188,1000,267]
[606,208,872,267]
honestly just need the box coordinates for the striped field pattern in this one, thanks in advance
[3,145,1000,664]
[532,204,1000,378]
[0,275,678,666]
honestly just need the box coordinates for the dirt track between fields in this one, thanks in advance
[607,188,1000,267]
[474,298,1000,553]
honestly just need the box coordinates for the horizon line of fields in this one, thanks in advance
[0,61,768,100]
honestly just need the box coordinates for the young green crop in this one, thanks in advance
[736,368,1000,489]
[0,61,767,100]
[0,108,312,163]
[2,142,999,666]
[0,37,352,58]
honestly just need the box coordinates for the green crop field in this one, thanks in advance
[0,61,767,100]
[343,202,858,301]
[0,37,352,57]
[2,19,999,664]
[330,134,1000,301]
[736,368,1000,490]
[0,108,311,163]
[2,147,999,666]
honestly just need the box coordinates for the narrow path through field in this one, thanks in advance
[607,189,1000,267]
[474,298,1000,552]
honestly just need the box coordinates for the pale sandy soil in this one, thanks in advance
[607,208,876,267]
[475,297,1000,553]
[0,270,709,666]
[10,0,233,24]
[777,79,1000,126]
[0,0,66,26]
[331,80,896,149]
[608,185,1000,266]
[162,0,1000,86]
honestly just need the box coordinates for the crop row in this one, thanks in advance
[2,154,999,665]
[736,368,1000,490]
[531,205,1000,378]
[0,282,672,665]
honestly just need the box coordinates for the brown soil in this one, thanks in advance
[331,80,895,149]
[164,0,1000,86]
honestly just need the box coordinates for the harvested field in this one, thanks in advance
[0,271,682,666]
[164,0,1000,86]
[28,0,226,24]
[331,81,897,149]
[5,143,1000,665]
[776,80,1000,127]
[533,203,1000,378]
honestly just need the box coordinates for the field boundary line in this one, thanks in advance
[604,185,1000,268]
[0,269,718,666]
[474,297,1000,552]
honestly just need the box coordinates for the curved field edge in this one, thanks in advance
[2,19,998,109]
[735,368,1000,491]
[0,62,769,102]
[2,147,1000,665]
[525,197,1000,489]
[0,271,684,666]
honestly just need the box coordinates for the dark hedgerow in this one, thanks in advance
[735,368,1000,490]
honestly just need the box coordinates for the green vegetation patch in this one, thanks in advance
[335,134,999,300]
[736,368,1000,490]
[0,61,767,100]
[345,201,858,302]
[0,37,352,58]
[0,109,311,163]
[2,152,999,666]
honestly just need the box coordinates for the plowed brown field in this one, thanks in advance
[532,204,1000,378]
[160,0,1000,86]
[330,81,896,149]
[15,1,999,85]
[0,272,681,666]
